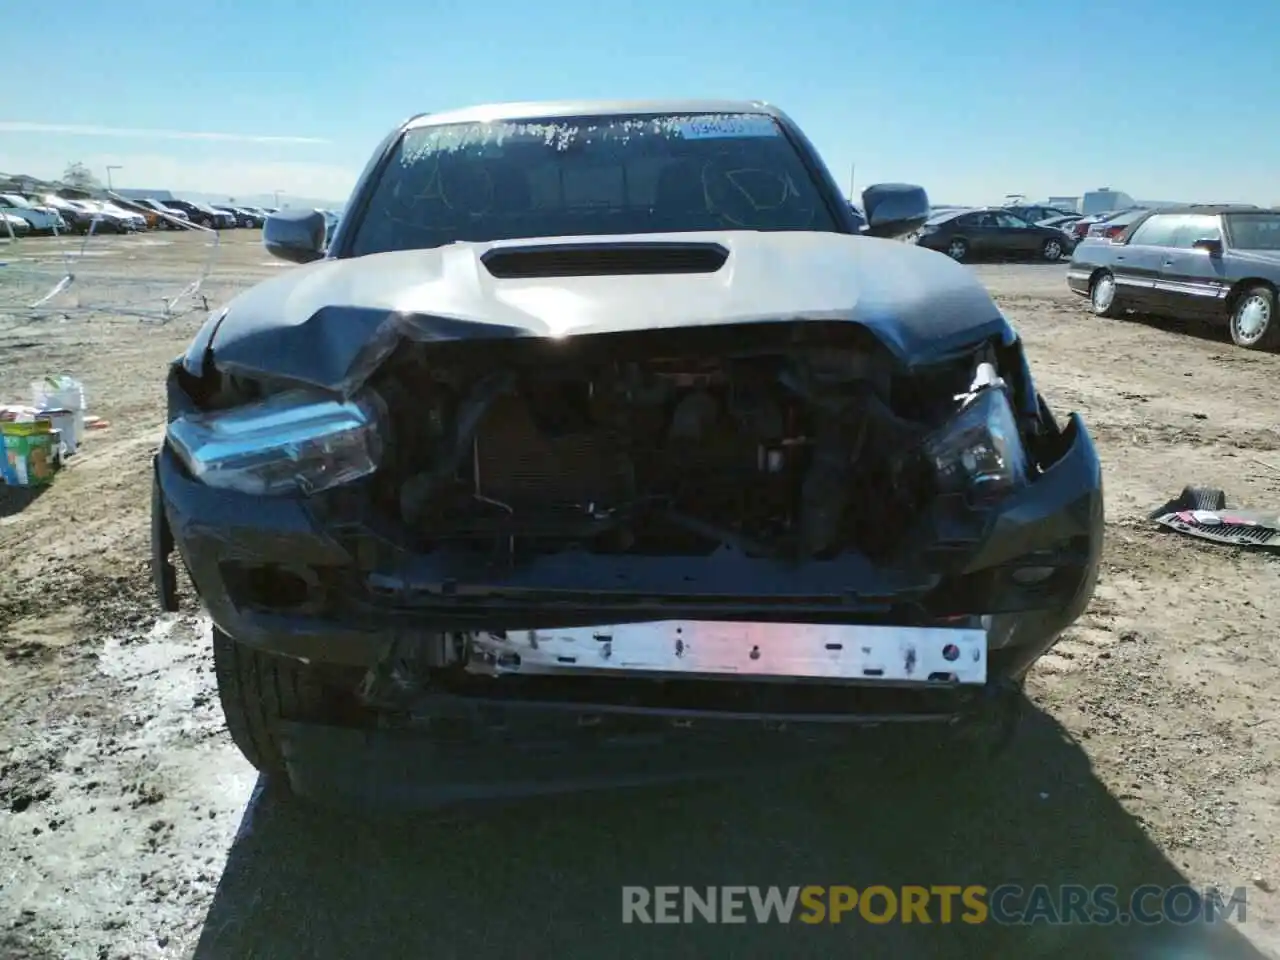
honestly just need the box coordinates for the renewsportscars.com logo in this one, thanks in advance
[621,885,1249,925]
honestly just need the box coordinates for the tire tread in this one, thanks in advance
[212,628,326,776]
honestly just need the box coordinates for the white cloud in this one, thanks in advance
[0,122,328,145]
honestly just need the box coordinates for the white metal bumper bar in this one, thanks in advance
[465,621,987,685]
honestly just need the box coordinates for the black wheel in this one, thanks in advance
[1229,284,1279,350]
[1041,237,1064,261]
[1089,270,1123,318]
[212,628,363,779]
[946,237,968,261]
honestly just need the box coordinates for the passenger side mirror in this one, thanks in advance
[263,208,328,264]
[861,183,930,239]
[1193,237,1223,257]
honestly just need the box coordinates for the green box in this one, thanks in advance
[2,426,59,486]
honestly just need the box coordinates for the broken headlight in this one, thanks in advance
[166,388,383,496]
[923,385,1028,502]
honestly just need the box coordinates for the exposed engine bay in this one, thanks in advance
[363,324,1009,561]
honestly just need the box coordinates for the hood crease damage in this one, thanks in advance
[200,231,1012,396]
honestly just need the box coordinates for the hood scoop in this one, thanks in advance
[481,242,729,279]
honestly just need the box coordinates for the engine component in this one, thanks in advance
[380,336,948,557]
[473,394,633,507]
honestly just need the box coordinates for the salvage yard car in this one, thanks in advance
[133,197,191,229]
[0,210,32,237]
[1068,205,1280,350]
[0,193,67,234]
[914,207,1074,262]
[152,99,1104,801]
[163,198,234,230]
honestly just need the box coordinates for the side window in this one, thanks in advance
[955,214,980,228]
[1126,215,1178,247]
[995,212,1028,228]
[1170,215,1221,249]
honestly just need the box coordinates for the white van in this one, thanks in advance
[1081,188,1136,217]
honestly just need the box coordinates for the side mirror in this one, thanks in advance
[1193,237,1223,257]
[263,208,327,264]
[861,183,930,238]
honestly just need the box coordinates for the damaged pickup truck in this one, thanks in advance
[152,99,1103,804]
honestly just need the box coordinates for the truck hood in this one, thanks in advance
[199,230,1011,393]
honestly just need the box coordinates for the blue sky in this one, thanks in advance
[3,0,1277,206]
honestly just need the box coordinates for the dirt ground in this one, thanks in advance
[1,231,1279,960]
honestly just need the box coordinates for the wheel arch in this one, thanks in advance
[1225,276,1277,312]
[1087,266,1114,290]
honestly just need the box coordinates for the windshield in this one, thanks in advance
[1226,213,1280,250]
[348,112,839,256]
[2,194,34,209]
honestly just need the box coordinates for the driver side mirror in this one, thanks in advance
[1193,237,1223,257]
[861,183,929,239]
[263,208,328,264]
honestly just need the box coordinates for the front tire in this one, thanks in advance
[212,628,360,779]
[1089,270,1123,318]
[1041,237,1064,261]
[946,237,968,261]
[1229,284,1279,350]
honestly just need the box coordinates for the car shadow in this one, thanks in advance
[1121,311,1262,351]
[191,708,1271,960]
[0,483,48,519]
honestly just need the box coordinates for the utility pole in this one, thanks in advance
[105,165,122,192]
[848,163,856,202]
[273,190,282,208]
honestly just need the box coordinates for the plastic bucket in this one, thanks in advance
[35,408,77,455]
[32,378,85,452]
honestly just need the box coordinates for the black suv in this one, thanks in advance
[163,199,234,229]
[214,205,264,228]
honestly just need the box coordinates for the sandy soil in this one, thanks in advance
[1,232,1278,960]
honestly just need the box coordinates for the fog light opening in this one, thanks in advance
[240,564,315,612]
[1011,565,1056,585]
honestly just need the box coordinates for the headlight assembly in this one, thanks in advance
[166,388,383,496]
[923,382,1029,503]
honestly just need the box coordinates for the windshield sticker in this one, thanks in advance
[675,116,780,140]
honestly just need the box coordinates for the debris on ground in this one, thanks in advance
[1150,485,1280,549]
[31,376,86,454]
[1,415,64,486]
[2,376,91,487]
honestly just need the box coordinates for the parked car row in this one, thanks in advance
[0,189,276,236]
[40,195,146,234]
[126,199,272,231]
[1067,204,1280,350]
